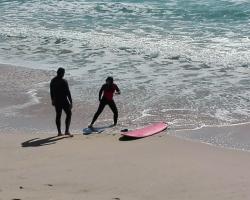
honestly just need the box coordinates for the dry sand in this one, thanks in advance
[1,132,250,200]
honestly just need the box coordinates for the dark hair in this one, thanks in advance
[57,67,65,76]
[106,76,113,84]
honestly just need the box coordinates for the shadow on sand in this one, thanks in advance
[119,136,142,141]
[22,135,70,147]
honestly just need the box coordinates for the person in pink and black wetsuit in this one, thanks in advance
[89,77,120,128]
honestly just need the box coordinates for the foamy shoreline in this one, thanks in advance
[0,63,133,134]
[1,63,250,151]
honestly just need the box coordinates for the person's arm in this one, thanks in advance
[115,84,121,95]
[66,81,73,108]
[50,81,55,106]
[99,85,104,101]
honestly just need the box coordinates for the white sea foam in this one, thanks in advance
[0,0,250,132]
[0,88,41,117]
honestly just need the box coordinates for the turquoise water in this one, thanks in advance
[0,0,250,129]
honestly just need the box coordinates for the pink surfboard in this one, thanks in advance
[121,122,168,138]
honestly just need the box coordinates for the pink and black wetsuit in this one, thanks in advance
[102,83,120,101]
[90,83,120,126]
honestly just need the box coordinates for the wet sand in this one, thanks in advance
[0,64,54,133]
[0,64,124,134]
[0,64,50,108]
[175,122,250,151]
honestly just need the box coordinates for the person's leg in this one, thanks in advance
[89,99,106,127]
[55,105,63,136]
[108,100,118,126]
[63,103,72,135]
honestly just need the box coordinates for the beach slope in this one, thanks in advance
[1,133,250,200]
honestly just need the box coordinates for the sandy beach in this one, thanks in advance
[1,64,250,199]
[1,131,250,200]
[1,0,250,199]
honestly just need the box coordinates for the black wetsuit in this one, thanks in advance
[50,76,72,134]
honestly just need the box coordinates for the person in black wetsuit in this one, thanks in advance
[50,68,73,137]
[89,77,120,129]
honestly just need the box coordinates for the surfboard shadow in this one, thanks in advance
[21,135,69,147]
[119,136,142,141]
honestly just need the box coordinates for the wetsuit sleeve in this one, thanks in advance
[115,84,121,94]
[65,80,72,104]
[99,85,105,101]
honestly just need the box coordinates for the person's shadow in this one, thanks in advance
[22,136,69,147]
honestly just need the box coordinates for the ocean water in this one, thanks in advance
[0,0,250,130]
